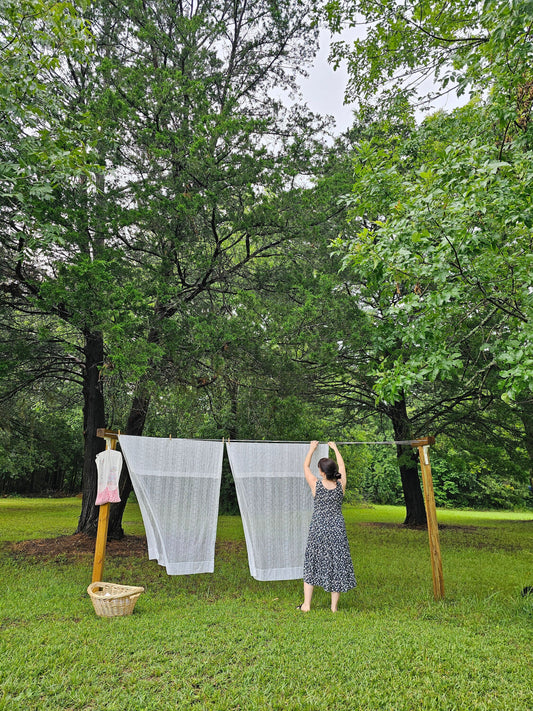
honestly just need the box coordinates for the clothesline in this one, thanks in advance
[225,439,433,446]
[97,429,433,447]
[94,431,441,595]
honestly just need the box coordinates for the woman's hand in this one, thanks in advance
[309,440,319,452]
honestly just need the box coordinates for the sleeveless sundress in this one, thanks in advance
[303,480,357,593]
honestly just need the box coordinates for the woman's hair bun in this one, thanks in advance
[318,457,340,481]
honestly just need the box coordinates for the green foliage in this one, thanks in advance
[318,0,533,517]
[0,0,95,215]
[326,0,533,115]
[0,391,83,494]
[431,435,532,509]
[335,100,532,402]
[0,0,329,525]
[323,0,533,401]
[359,446,404,505]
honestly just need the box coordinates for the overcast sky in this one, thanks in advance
[298,33,355,133]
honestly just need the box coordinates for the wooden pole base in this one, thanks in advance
[92,502,110,583]
[418,444,445,600]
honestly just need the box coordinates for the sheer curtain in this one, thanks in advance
[119,436,224,575]
[226,442,327,581]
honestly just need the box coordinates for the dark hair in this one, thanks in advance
[318,457,341,481]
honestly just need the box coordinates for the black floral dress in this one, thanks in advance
[303,480,356,593]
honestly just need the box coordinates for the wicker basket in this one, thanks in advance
[87,581,145,617]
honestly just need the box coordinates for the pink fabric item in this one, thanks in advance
[95,449,123,505]
[95,486,121,505]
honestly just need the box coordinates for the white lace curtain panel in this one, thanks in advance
[116,437,326,580]
[226,441,328,581]
[118,435,224,575]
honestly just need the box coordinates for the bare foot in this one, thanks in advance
[297,604,310,612]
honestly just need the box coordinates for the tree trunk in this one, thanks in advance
[75,330,106,536]
[107,313,169,538]
[220,378,239,514]
[389,395,427,527]
[107,384,152,539]
[517,394,533,489]
[228,378,239,440]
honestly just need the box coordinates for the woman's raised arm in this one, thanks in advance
[304,440,319,496]
[328,442,347,493]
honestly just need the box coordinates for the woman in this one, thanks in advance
[298,440,356,612]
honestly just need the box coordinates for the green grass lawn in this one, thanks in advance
[0,499,532,710]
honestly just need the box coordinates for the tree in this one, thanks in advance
[2,0,348,537]
[0,0,339,536]
[319,0,533,502]
[334,101,531,396]
[322,0,533,393]
[0,0,107,513]
[88,0,339,537]
[0,374,83,495]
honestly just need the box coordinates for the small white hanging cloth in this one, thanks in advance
[226,441,328,581]
[95,449,122,505]
[118,435,224,575]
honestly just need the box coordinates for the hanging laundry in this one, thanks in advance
[226,441,328,581]
[95,449,123,505]
[118,435,224,575]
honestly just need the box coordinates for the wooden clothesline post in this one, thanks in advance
[92,428,119,583]
[410,436,445,600]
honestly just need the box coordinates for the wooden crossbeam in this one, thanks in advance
[409,436,436,447]
[96,428,119,441]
